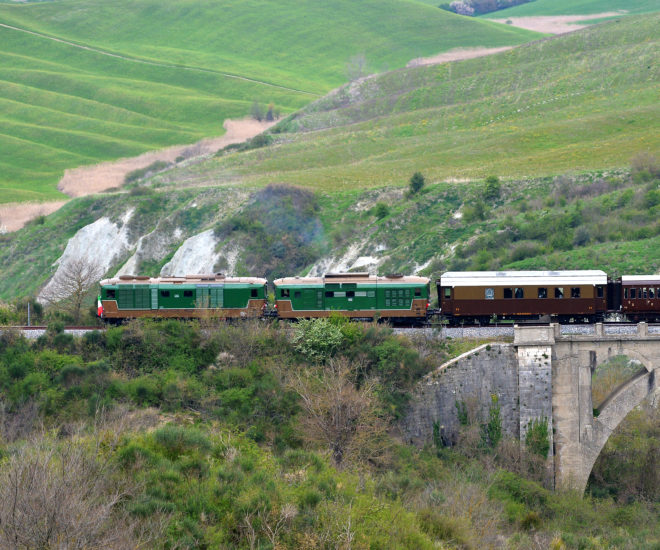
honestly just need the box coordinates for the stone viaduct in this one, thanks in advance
[401,323,660,492]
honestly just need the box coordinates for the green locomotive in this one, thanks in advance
[273,272,430,322]
[99,274,267,321]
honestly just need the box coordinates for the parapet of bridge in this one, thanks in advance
[402,323,660,493]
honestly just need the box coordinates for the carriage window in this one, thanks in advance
[106,289,116,299]
[281,289,290,298]
[650,288,655,299]
[294,291,301,299]
[538,287,547,299]
[503,288,513,299]
[485,288,494,299]
[414,288,421,297]
[555,287,564,299]
[630,288,636,299]
[184,290,193,298]
[346,291,355,298]
[596,285,604,298]
[160,290,170,297]
[515,287,524,299]
[443,287,452,299]
[643,288,647,299]
[571,287,581,298]
[624,288,628,299]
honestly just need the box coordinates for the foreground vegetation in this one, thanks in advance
[0,319,657,548]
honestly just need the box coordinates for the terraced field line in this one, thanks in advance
[0,22,319,96]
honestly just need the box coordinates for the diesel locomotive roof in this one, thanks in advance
[274,274,430,285]
[440,270,607,287]
[100,274,267,285]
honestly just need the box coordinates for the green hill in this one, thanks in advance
[0,0,540,203]
[177,14,658,192]
[485,0,660,17]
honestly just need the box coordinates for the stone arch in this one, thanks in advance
[593,344,655,374]
[578,366,659,493]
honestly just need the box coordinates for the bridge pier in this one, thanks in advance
[403,323,660,494]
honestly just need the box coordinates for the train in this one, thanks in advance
[98,270,660,325]
[98,272,431,324]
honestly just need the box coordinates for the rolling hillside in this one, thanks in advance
[485,0,660,17]
[0,0,540,203]
[163,14,658,192]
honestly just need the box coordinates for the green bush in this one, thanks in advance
[153,425,211,460]
[525,417,550,459]
[292,318,344,363]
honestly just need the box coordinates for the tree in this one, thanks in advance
[40,257,104,323]
[290,358,390,467]
[346,53,368,81]
[250,100,264,122]
[373,202,390,219]
[409,172,425,195]
[0,436,138,549]
[484,175,501,201]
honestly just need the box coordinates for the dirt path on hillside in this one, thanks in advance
[488,12,626,34]
[407,46,514,67]
[0,117,275,233]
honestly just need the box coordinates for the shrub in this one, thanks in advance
[409,172,425,195]
[373,202,390,219]
[484,175,501,201]
[153,424,211,460]
[292,319,344,363]
[525,417,550,459]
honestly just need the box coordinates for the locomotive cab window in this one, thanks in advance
[485,288,494,300]
[503,288,513,299]
[346,291,355,298]
[251,289,258,298]
[571,287,581,298]
[514,287,524,299]
[294,291,301,299]
[537,287,547,299]
[184,290,193,298]
[106,289,116,299]
[414,288,421,297]
[281,289,290,298]
[160,290,170,298]
[555,287,564,299]
[325,291,334,298]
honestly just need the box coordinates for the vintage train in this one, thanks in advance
[98,272,431,324]
[98,269,660,325]
[437,270,660,325]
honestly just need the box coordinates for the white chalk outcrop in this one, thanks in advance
[38,210,136,302]
[160,229,221,276]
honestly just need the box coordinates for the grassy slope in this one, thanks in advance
[486,0,660,17]
[175,14,658,192]
[0,0,540,203]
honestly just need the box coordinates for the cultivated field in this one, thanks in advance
[0,0,540,203]
[165,14,658,193]
[485,0,660,17]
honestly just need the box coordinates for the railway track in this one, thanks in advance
[4,322,658,340]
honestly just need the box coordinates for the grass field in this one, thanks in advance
[485,0,660,17]
[0,0,540,203]
[169,14,658,192]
